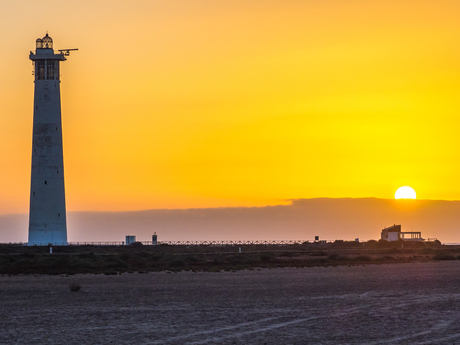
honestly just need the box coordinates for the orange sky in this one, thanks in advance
[1,0,460,214]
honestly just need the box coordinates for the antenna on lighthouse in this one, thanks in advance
[58,48,78,56]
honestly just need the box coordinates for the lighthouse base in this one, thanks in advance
[28,229,68,246]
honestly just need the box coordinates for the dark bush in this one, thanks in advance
[169,259,185,267]
[243,257,256,264]
[79,252,96,259]
[150,254,162,261]
[104,271,118,275]
[355,255,372,261]
[433,253,456,260]
[421,248,435,254]
[230,256,244,265]
[328,254,350,261]
[260,254,273,262]
[311,251,327,256]
[13,258,36,268]
[310,258,327,264]
[213,256,225,265]
[53,257,70,269]
[105,257,128,269]
[118,252,130,261]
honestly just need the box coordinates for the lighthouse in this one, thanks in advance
[28,34,76,245]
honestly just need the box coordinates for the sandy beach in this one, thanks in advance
[1,261,460,344]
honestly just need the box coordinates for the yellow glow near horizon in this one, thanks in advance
[395,187,417,199]
[1,1,460,213]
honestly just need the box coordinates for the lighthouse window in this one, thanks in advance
[58,213,60,217]
[35,60,45,80]
[57,170,59,174]
[33,192,35,196]
[45,181,47,185]
[47,61,55,80]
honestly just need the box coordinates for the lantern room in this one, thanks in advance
[36,33,53,49]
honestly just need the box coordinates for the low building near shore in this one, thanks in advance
[126,235,136,245]
[381,224,423,242]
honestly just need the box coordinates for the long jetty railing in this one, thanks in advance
[1,239,442,246]
[72,240,313,246]
[4,240,321,246]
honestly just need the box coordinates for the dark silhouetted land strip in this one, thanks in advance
[1,240,458,275]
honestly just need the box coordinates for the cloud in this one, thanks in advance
[1,198,458,243]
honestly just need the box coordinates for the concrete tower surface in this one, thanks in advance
[28,34,76,245]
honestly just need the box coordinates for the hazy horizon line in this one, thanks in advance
[3,197,460,216]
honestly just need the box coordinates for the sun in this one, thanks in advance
[395,186,416,199]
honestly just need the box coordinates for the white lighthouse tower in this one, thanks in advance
[28,34,76,246]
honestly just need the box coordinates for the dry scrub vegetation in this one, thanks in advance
[0,240,456,275]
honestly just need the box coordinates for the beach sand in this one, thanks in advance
[1,261,460,344]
